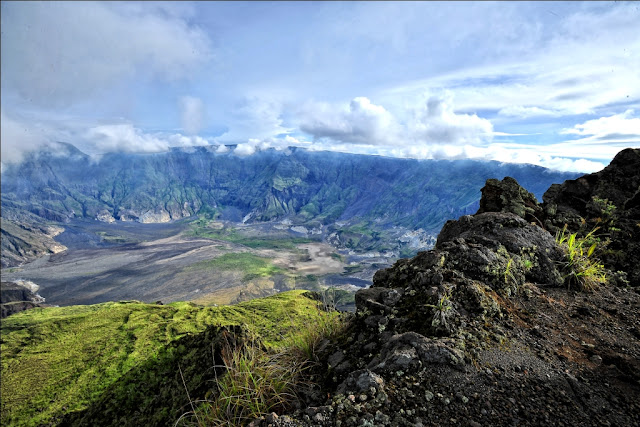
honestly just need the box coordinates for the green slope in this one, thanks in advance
[0,291,329,426]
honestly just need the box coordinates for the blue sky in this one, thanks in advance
[1,1,639,172]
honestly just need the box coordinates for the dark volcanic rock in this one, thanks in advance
[254,149,640,427]
[437,212,565,288]
[542,148,640,285]
[477,176,543,224]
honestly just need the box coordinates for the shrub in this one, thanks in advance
[555,225,607,291]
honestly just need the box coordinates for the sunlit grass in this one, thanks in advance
[0,291,330,426]
[187,252,287,281]
[555,225,607,291]
[178,312,346,427]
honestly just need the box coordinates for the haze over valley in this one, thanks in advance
[1,145,580,307]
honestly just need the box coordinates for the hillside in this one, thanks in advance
[0,291,335,426]
[241,148,639,426]
[1,145,579,267]
[1,149,637,427]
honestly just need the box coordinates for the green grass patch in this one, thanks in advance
[181,311,346,426]
[0,291,331,426]
[188,252,287,281]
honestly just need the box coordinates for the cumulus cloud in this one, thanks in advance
[85,124,169,154]
[167,133,211,148]
[300,97,399,145]
[0,110,48,166]
[84,125,213,155]
[234,141,258,156]
[1,2,212,107]
[229,135,311,157]
[179,96,205,135]
[407,95,493,145]
[299,95,492,147]
[561,110,640,141]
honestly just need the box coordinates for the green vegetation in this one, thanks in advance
[425,290,453,332]
[555,225,607,291]
[189,219,315,250]
[96,231,128,244]
[591,196,617,229]
[504,256,515,286]
[181,313,345,426]
[189,252,287,281]
[0,291,334,426]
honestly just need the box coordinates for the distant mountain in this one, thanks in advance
[0,144,580,266]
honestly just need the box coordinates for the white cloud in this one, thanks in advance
[167,133,211,147]
[84,125,217,155]
[218,97,292,143]
[406,94,493,145]
[0,110,48,165]
[228,135,312,157]
[179,96,205,135]
[300,97,399,145]
[481,144,607,173]
[380,4,640,120]
[299,94,492,147]
[216,144,230,153]
[561,110,640,139]
[1,2,212,107]
[85,124,169,154]
[498,106,563,118]
[234,140,258,156]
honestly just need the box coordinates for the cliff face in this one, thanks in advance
[251,149,640,426]
[541,148,640,285]
[1,281,46,318]
[0,218,66,268]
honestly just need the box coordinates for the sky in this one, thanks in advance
[1,1,639,173]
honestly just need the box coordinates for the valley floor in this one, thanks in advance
[1,219,388,307]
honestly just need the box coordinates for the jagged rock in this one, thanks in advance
[368,332,464,374]
[337,370,385,395]
[542,148,640,285]
[477,176,543,224]
[437,212,564,288]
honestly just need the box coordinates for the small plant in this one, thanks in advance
[555,225,607,291]
[504,257,515,285]
[425,290,453,330]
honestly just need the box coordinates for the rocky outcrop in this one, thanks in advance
[0,218,67,268]
[477,176,543,224]
[1,281,46,318]
[249,151,640,426]
[542,148,640,285]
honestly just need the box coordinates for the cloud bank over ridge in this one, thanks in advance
[1,1,638,173]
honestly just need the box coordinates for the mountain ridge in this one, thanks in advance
[1,145,580,268]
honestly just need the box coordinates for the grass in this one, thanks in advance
[0,291,333,426]
[178,312,346,426]
[555,225,607,291]
[188,252,287,281]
